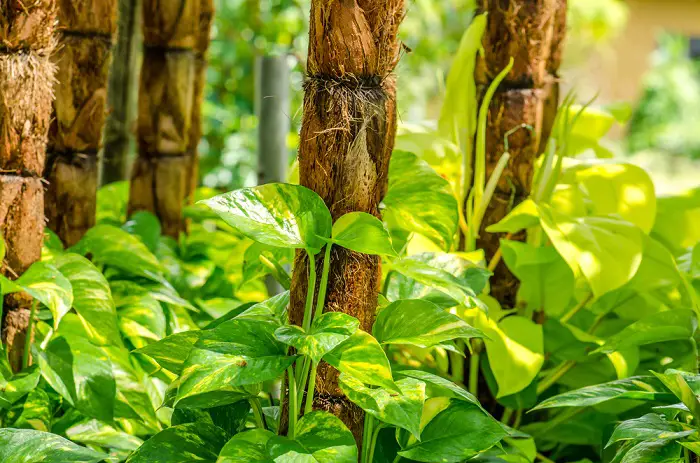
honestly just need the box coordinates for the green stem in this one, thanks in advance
[392,456,403,463]
[287,367,297,439]
[560,293,593,324]
[537,360,575,395]
[313,244,333,322]
[512,408,523,429]
[296,357,311,410]
[250,398,267,430]
[536,453,557,463]
[368,423,382,463]
[501,407,513,425]
[22,300,38,369]
[302,250,317,332]
[278,373,287,433]
[362,414,377,463]
[450,340,465,383]
[468,353,479,396]
[469,151,511,247]
[304,361,318,415]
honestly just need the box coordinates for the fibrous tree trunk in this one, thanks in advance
[185,0,214,205]
[128,0,199,238]
[45,0,118,247]
[476,0,567,308]
[0,0,57,371]
[288,0,405,443]
[102,0,142,185]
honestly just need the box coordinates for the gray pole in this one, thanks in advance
[257,55,291,295]
[257,55,291,186]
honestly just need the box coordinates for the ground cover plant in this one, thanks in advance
[1,1,700,463]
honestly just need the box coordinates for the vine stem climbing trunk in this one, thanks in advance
[128,0,199,237]
[0,0,57,371]
[102,0,142,185]
[44,0,119,247]
[288,0,405,445]
[475,0,567,308]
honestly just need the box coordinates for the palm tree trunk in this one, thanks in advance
[476,0,567,308]
[128,0,199,237]
[0,0,57,371]
[44,0,119,247]
[186,0,214,204]
[102,0,142,185]
[288,0,405,444]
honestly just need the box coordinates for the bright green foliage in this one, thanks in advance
[0,429,107,462]
[340,374,426,439]
[383,150,459,250]
[397,399,508,463]
[274,312,359,364]
[217,412,358,463]
[331,212,396,256]
[373,299,482,348]
[126,423,228,462]
[201,184,332,254]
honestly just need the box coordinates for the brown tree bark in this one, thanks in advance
[287,0,405,444]
[44,0,118,247]
[475,0,567,308]
[128,0,199,238]
[102,0,142,185]
[0,0,57,371]
[186,0,214,204]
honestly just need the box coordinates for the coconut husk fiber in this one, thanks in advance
[476,0,560,88]
[474,0,567,308]
[286,0,405,446]
[1,2,57,372]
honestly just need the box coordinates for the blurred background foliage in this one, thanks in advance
[198,0,700,191]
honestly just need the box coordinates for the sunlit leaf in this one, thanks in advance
[373,299,483,348]
[126,423,227,462]
[200,183,332,253]
[532,376,674,411]
[0,429,107,463]
[274,312,359,364]
[384,150,459,250]
[324,330,399,393]
[331,212,396,256]
[340,374,425,439]
[606,414,695,448]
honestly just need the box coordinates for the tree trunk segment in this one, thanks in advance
[0,0,57,371]
[476,0,567,308]
[288,0,405,444]
[128,0,199,238]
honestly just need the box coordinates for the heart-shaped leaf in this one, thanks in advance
[126,423,228,462]
[331,212,396,256]
[373,299,483,348]
[0,429,107,463]
[0,262,73,329]
[176,319,295,408]
[339,374,426,439]
[398,399,506,463]
[274,312,359,363]
[52,253,120,346]
[200,184,332,254]
[217,411,357,463]
[383,150,459,251]
[324,330,399,393]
